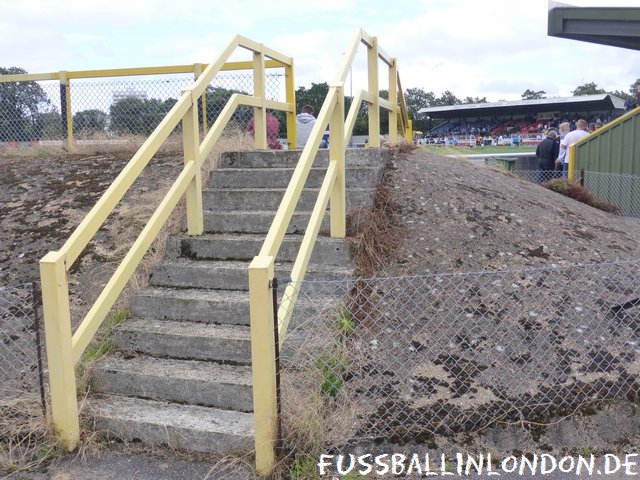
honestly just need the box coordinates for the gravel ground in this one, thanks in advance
[381,151,640,276]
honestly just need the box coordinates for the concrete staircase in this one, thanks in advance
[86,148,387,455]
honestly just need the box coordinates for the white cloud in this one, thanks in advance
[1,0,638,103]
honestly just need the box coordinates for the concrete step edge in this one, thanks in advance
[88,394,254,454]
[111,319,251,364]
[90,353,253,411]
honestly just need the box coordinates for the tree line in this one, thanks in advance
[1,66,639,141]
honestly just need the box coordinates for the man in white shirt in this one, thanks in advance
[559,119,589,177]
[554,122,570,175]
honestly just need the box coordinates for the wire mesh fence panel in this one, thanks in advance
[0,80,60,142]
[0,71,285,145]
[504,170,640,217]
[0,282,46,418]
[508,169,565,184]
[583,171,640,218]
[278,260,640,450]
[72,77,194,139]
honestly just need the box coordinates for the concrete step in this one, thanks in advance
[129,287,249,325]
[89,394,254,454]
[112,319,251,364]
[202,187,375,211]
[209,166,383,189]
[90,353,253,411]
[203,209,330,234]
[167,233,352,265]
[149,259,354,291]
[218,149,389,169]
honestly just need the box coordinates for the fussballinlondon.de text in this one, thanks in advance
[317,453,640,476]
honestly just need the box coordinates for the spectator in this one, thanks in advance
[246,111,282,149]
[296,105,315,148]
[624,97,637,113]
[294,104,328,149]
[536,130,559,182]
[560,118,589,176]
[554,121,570,175]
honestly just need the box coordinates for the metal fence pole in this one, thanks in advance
[271,277,282,457]
[31,282,47,420]
[59,71,73,150]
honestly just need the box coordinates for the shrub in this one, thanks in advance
[542,179,620,214]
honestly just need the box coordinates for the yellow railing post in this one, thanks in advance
[248,255,277,476]
[285,62,297,150]
[252,49,267,149]
[388,59,398,146]
[182,89,204,235]
[367,37,380,148]
[568,144,575,181]
[406,119,413,144]
[329,85,346,238]
[39,251,79,451]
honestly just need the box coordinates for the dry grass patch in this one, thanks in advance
[0,395,60,475]
[346,181,404,277]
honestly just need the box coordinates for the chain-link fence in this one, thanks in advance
[0,282,47,444]
[278,259,640,452]
[501,169,640,218]
[0,71,284,144]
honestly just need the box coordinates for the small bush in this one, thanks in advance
[336,310,355,337]
[542,179,620,214]
[315,353,347,399]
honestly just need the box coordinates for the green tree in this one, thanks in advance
[404,88,435,118]
[434,90,460,106]
[404,87,436,132]
[109,96,175,136]
[202,86,251,130]
[36,108,63,140]
[0,66,52,141]
[521,89,547,100]
[572,82,606,96]
[462,96,488,104]
[73,109,108,136]
[295,82,330,115]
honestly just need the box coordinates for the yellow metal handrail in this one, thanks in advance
[39,34,294,451]
[248,28,409,475]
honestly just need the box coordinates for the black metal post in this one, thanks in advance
[271,277,282,457]
[580,168,585,187]
[59,83,68,141]
[31,282,47,420]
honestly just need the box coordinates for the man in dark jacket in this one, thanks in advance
[536,130,559,182]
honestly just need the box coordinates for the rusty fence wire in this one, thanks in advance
[0,282,47,433]
[278,259,640,451]
[0,72,284,144]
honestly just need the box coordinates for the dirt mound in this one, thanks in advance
[381,151,640,275]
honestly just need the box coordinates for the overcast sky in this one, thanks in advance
[2,0,639,102]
